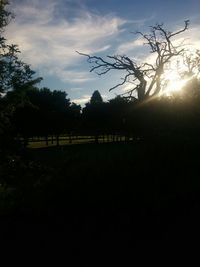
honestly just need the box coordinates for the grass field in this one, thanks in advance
[1,139,200,248]
[27,139,200,215]
[28,137,95,148]
[28,135,127,148]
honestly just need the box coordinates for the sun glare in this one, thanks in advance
[160,70,191,96]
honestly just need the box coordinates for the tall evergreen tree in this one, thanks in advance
[90,90,103,105]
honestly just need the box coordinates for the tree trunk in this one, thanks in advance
[95,134,99,144]
[137,79,147,101]
[69,133,72,144]
[45,135,48,146]
[56,135,59,146]
[153,75,162,96]
[23,136,29,148]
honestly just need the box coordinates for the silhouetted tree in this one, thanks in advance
[67,102,81,138]
[181,50,200,78]
[32,88,68,144]
[107,96,132,140]
[0,1,42,150]
[90,90,103,104]
[78,21,189,101]
[0,2,41,94]
[12,87,82,146]
[82,91,107,143]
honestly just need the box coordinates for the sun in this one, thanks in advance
[160,70,191,96]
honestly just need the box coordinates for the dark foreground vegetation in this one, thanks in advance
[1,140,200,248]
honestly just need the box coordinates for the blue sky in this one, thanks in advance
[6,0,200,105]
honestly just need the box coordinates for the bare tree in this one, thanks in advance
[78,20,189,102]
[181,50,200,78]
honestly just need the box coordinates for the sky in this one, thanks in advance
[5,0,200,105]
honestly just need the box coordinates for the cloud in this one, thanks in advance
[10,0,56,25]
[121,83,136,92]
[72,93,108,106]
[6,0,126,84]
[71,95,91,105]
[116,38,144,54]
[69,87,83,92]
[175,25,200,51]
[52,69,95,83]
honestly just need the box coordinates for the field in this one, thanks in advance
[28,135,127,148]
[1,139,200,253]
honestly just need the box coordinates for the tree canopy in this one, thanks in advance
[90,90,103,104]
[0,1,42,94]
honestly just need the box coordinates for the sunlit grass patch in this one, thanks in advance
[28,135,119,148]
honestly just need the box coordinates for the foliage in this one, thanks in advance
[0,1,42,150]
[90,90,103,104]
[0,2,41,93]
[10,87,81,142]
[82,91,108,141]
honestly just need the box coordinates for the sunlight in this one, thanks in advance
[160,69,192,96]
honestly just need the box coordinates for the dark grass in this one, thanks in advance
[1,139,200,253]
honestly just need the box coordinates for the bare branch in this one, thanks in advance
[169,20,189,38]
[77,20,190,101]
[109,73,133,91]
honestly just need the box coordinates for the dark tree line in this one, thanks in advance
[2,78,200,148]
[10,87,81,146]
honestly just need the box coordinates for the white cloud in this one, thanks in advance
[175,25,200,51]
[121,83,136,92]
[6,0,126,84]
[53,69,95,83]
[72,93,109,106]
[116,38,144,54]
[10,0,56,25]
[72,95,91,105]
[69,87,83,92]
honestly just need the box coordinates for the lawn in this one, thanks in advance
[28,135,125,148]
[1,139,200,246]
